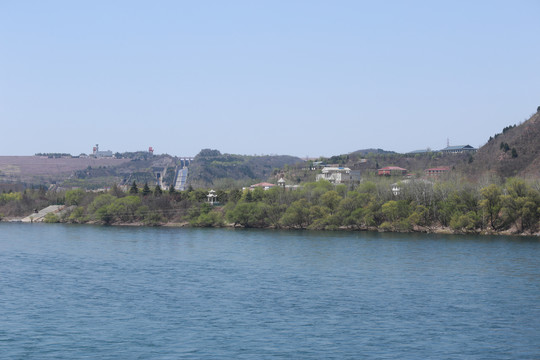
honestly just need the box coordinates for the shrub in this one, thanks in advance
[43,213,60,223]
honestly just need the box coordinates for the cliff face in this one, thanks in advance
[473,111,540,178]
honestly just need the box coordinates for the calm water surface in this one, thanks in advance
[0,223,539,359]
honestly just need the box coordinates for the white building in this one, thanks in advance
[316,167,361,184]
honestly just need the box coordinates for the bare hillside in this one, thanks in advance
[472,110,540,178]
[0,156,130,184]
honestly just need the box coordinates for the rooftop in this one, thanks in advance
[250,182,276,188]
[379,166,407,171]
[441,145,476,151]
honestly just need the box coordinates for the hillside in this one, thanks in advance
[315,150,472,178]
[0,156,130,185]
[350,148,397,156]
[313,108,540,180]
[0,154,178,189]
[1,109,538,190]
[187,149,304,188]
[471,110,540,178]
[63,155,177,189]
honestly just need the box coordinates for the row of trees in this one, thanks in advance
[212,178,540,234]
[1,178,539,234]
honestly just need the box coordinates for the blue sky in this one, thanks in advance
[1,1,539,157]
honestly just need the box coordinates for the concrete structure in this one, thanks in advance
[20,205,66,223]
[440,145,477,154]
[179,158,194,167]
[207,190,218,205]
[378,166,407,176]
[174,167,189,191]
[153,166,168,189]
[316,167,361,184]
[92,144,113,158]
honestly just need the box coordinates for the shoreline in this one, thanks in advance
[3,218,538,237]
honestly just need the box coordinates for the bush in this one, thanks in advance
[379,221,393,231]
[43,212,60,223]
[450,211,480,232]
[192,210,224,227]
[143,212,164,226]
[67,207,86,223]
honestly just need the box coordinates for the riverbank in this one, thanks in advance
[4,216,538,237]
[2,178,539,237]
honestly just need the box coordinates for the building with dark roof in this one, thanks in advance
[440,145,477,154]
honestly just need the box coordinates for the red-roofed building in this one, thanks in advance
[378,166,407,176]
[249,182,276,190]
[425,166,450,177]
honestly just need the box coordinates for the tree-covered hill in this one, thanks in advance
[187,149,304,188]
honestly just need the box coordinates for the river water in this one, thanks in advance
[1,223,539,359]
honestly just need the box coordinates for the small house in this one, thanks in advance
[316,167,361,184]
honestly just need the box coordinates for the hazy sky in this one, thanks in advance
[1,1,539,157]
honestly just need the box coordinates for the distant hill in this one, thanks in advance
[187,149,304,188]
[350,148,396,156]
[317,109,540,180]
[2,109,538,189]
[471,110,540,178]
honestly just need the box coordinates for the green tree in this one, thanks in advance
[252,187,264,202]
[142,182,151,196]
[261,203,287,228]
[110,184,124,198]
[320,190,341,214]
[65,189,85,206]
[511,148,518,158]
[280,199,311,228]
[43,212,60,223]
[95,206,113,224]
[382,200,400,223]
[479,184,502,230]
[129,181,138,194]
[154,185,162,196]
[450,211,481,233]
[243,190,253,202]
[407,204,431,227]
[228,189,242,203]
[67,206,86,223]
[226,202,263,228]
[88,194,115,214]
[192,210,224,227]
[107,196,142,223]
